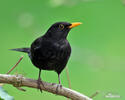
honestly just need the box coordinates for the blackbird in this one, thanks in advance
[11,22,82,91]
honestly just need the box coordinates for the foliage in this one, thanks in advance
[0,97,4,100]
[0,87,14,100]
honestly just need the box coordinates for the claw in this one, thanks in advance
[37,78,45,93]
[56,84,62,94]
[37,69,46,93]
[37,78,42,93]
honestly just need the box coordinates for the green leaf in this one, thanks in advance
[0,87,14,100]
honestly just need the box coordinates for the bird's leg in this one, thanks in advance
[37,69,45,93]
[56,74,62,93]
[58,74,62,87]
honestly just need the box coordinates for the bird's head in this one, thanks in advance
[45,22,82,40]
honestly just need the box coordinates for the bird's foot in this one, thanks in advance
[37,78,45,93]
[56,84,62,94]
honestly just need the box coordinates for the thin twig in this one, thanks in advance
[90,91,99,98]
[65,67,71,89]
[7,56,23,74]
[66,67,71,100]
[0,74,92,100]
[0,56,24,91]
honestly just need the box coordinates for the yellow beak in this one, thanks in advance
[69,22,82,28]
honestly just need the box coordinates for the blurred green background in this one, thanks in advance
[0,0,125,100]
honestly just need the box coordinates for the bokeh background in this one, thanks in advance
[0,0,125,100]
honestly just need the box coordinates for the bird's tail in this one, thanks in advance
[10,48,30,53]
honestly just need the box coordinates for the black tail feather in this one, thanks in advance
[10,48,30,53]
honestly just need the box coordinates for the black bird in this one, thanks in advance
[11,22,82,91]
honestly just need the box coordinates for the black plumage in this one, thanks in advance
[11,22,81,91]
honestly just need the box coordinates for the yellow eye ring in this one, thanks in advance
[59,24,64,30]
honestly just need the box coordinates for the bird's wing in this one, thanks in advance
[30,37,56,60]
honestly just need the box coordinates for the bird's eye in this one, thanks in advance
[59,24,64,30]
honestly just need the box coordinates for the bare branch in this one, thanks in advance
[65,67,71,89]
[65,67,71,100]
[7,56,23,74]
[0,74,92,100]
[90,91,99,98]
